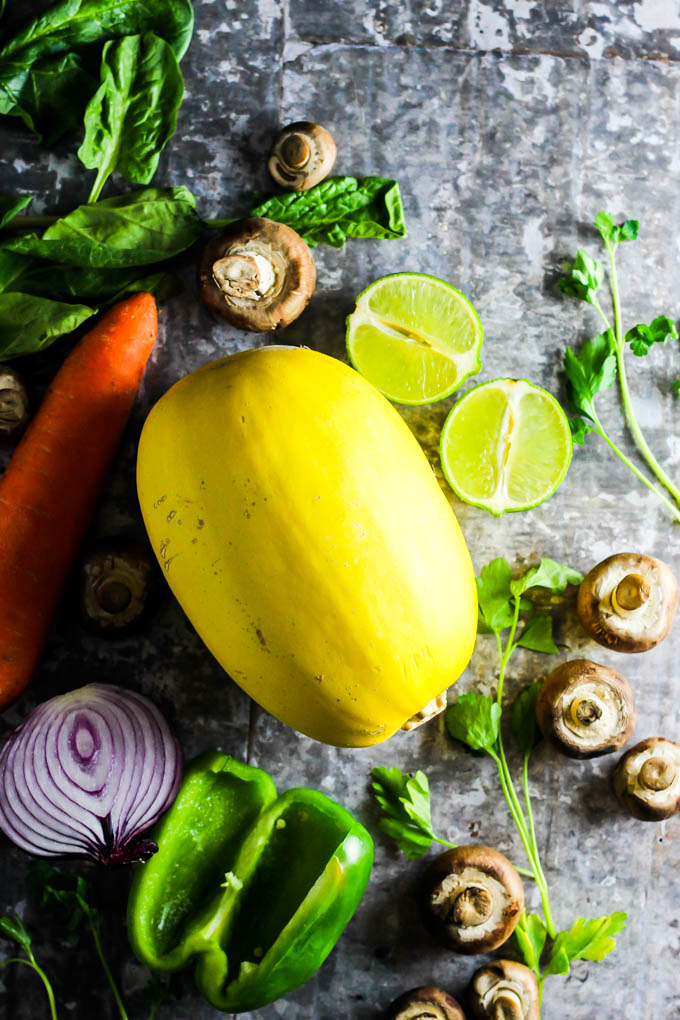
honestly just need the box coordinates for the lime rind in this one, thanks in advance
[346,272,483,405]
[440,378,573,516]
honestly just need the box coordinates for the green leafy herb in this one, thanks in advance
[510,559,584,598]
[543,913,627,978]
[625,315,677,356]
[511,682,542,754]
[370,766,455,860]
[514,911,548,975]
[78,33,184,203]
[445,691,500,751]
[513,612,559,654]
[2,259,180,305]
[560,211,680,522]
[673,380,680,397]
[0,913,58,1020]
[0,292,95,358]
[234,176,407,248]
[0,195,32,229]
[0,51,97,145]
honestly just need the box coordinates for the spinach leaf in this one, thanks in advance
[4,186,204,267]
[242,176,407,248]
[0,0,193,139]
[0,249,34,292]
[0,51,97,143]
[79,33,183,202]
[0,194,31,229]
[0,292,95,358]
[3,258,179,305]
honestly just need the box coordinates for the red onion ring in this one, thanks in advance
[0,684,181,865]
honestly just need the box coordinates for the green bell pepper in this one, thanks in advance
[127,751,374,1013]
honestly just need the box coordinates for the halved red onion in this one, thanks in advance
[0,684,181,866]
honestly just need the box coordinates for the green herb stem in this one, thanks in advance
[606,242,680,506]
[1,955,58,1020]
[87,919,128,1020]
[522,753,556,937]
[593,417,680,523]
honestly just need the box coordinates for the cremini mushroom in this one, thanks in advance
[469,960,539,1020]
[268,121,336,191]
[420,846,524,954]
[198,217,316,332]
[0,365,29,439]
[577,552,678,653]
[536,659,635,759]
[386,986,466,1020]
[79,539,160,637]
[613,737,680,820]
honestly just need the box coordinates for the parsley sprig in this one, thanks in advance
[0,914,58,1020]
[370,767,457,860]
[446,557,626,1006]
[560,212,680,522]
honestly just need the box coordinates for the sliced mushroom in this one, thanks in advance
[268,121,336,191]
[421,846,524,954]
[577,552,678,653]
[386,986,466,1020]
[0,365,29,439]
[198,218,316,332]
[536,659,635,759]
[80,540,160,637]
[613,737,680,820]
[469,960,539,1020]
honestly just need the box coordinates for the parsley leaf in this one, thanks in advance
[558,249,603,305]
[511,682,543,753]
[0,913,32,953]
[476,558,531,634]
[514,613,559,654]
[514,911,548,974]
[563,331,617,422]
[510,559,584,598]
[370,766,445,859]
[446,692,501,752]
[673,380,680,397]
[569,416,597,445]
[594,211,639,246]
[625,315,677,356]
[544,913,627,977]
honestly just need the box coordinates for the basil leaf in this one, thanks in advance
[0,195,31,229]
[246,176,407,248]
[79,34,183,200]
[0,51,97,144]
[0,293,95,358]
[4,186,203,267]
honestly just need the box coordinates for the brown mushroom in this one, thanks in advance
[469,960,539,1020]
[421,846,524,954]
[79,539,160,637]
[268,121,336,191]
[0,365,29,439]
[536,659,636,759]
[577,552,678,653]
[613,737,680,820]
[198,218,316,332]
[386,986,466,1020]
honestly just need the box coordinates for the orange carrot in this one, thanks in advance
[0,293,157,708]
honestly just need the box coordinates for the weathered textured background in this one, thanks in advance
[2,1,680,1017]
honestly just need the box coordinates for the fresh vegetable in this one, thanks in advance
[0,293,157,706]
[0,0,193,143]
[576,552,678,653]
[0,683,181,864]
[420,845,525,954]
[78,538,161,637]
[370,766,458,860]
[136,346,478,746]
[445,556,626,1009]
[198,218,316,331]
[440,379,572,516]
[560,212,680,522]
[535,660,635,758]
[268,121,337,191]
[128,751,373,1013]
[0,364,29,437]
[345,272,483,404]
[385,986,465,1020]
[78,33,184,203]
[613,737,680,821]
[469,959,539,1020]
[0,913,57,1020]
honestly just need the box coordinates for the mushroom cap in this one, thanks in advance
[469,960,539,1020]
[613,736,680,821]
[79,539,160,637]
[386,986,466,1020]
[577,552,678,653]
[0,364,29,439]
[198,218,316,332]
[421,845,524,954]
[268,121,337,191]
[536,659,636,759]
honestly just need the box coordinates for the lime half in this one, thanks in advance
[346,273,483,404]
[440,378,572,516]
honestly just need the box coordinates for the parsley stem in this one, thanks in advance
[1,955,58,1020]
[522,752,556,938]
[87,918,129,1020]
[593,419,680,523]
[607,242,680,506]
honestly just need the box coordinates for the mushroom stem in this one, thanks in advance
[639,757,676,792]
[492,995,523,1020]
[212,253,276,300]
[570,697,602,726]
[610,573,651,614]
[451,885,493,927]
[280,133,311,169]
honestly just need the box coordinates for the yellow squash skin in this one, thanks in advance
[137,347,477,747]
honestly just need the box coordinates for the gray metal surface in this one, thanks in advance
[1,1,680,1017]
